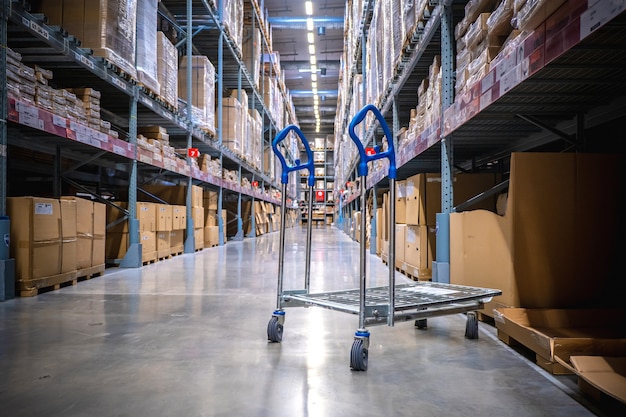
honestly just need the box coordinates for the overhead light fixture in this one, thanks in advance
[316,126,320,133]
[308,44,315,54]
[311,81,317,88]
[311,64,317,73]
[312,87,318,94]
[307,32,314,44]
[305,1,313,15]
[311,73,317,81]
[306,18,313,31]
[310,55,317,65]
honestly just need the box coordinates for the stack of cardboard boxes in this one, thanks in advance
[8,196,105,294]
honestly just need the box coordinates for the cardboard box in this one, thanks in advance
[61,196,93,270]
[156,231,171,258]
[105,232,128,260]
[494,308,626,374]
[59,198,77,273]
[204,226,219,247]
[450,153,622,312]
[170,230,184,254]
[92,201,105,266]
[194,228,204,250]
[193,206,204,229]
[171,205,186,230]
[404,225,435,275]
[395,180,406,224]
[568,356,626,404]
[7,197,62,280]
[395,224,406,268]
[156,204,173,231]
[204,190,218,210]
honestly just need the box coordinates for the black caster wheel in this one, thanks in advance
[350,338,368,371]
[415,318,427,329]
[465,312,479,339]
[267,316,283,342]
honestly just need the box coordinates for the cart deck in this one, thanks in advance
[282,281,501,325]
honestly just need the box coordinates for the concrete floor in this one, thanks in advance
[0,225,617,416]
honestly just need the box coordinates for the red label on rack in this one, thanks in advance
[365,147,376,156]
[316,191,325,202]
[188,148,199,158]
[252,181,259,187]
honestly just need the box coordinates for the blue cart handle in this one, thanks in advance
[348,104,397,179]
[272,125,315,186]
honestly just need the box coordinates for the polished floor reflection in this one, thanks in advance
[0,225,613,416]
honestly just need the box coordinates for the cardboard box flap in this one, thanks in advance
[570,356,626,403]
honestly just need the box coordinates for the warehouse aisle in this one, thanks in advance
[0,225,608,416]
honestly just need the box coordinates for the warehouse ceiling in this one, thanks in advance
[263,0,345,139]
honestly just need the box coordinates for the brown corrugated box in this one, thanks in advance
[61,196,92,270]
[92,201,105,266]
[156,231,170,259]
[8,197,62,281]
[59,198,77,273]
[169,230,184,254]
[450,153,622,312]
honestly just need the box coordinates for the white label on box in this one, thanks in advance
[479,90,492,111]
[52,114,66,128]
[480,70,495,94]
[34,202,53,215]
[580,0,626,38]
[17,103,43,130]
[29,21,49,40]
[405,180,414,196]
[406,227,416,244]
[113,144,126,155]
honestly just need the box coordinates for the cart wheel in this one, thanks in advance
[415,318,427,329]
[465,312,479,339]
[350,339,368,371]
[267,316,283,342]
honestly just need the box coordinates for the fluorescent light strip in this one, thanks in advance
[307,18,313,31]
[305,1,313,15]
[308,44,315,54]
[307,32,314,44]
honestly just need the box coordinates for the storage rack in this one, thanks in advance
[298,134,334,225]
[0,0,300,277]
[334,0,626,279]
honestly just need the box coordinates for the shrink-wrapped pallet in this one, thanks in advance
[156,32,178,110]
[136,0,160,94]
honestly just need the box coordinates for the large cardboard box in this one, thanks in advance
[156,231,170,258]
[61,0,137,78]
[404,225,435,278]
[140,230,156,261]
[405,173,498,226]
[142,184,203,207]
[156,204,173,231]
[105,232,128,260]
[170,230,184,254]
[450,153,622,312]
[62,196,93,270]
[204,226,219,247]
[178,56,215,131]
[194,228,204,250]
[8,197,62,281]
[172,205,186,230]
[395,180,407,224]
[494,308,626,374]
[59,198,77,273]
[203,190,218,210]
[395,224,406,268]
[92,201,106,266]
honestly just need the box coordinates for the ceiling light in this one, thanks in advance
[305,1,313,15]
[306,18,313,31]
[311,73,317,81]
[310,55,317,65]
[311,64,317,73]
[308,44,315,54]
[312,88,318,94]
[307,32,314,44]
[311,81,317,88]
[316,126,320,132]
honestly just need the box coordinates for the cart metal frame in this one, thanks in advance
[268,105,502,371]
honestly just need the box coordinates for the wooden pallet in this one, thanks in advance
[497,329,570,374]
[76,264,105,281]
[17,270,79,297]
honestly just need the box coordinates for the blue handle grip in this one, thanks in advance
[348,104,397,179]
[272,125,315,186]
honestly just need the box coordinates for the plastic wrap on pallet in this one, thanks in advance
[223,0,244,51]
[178,56,216,134]
[136,0,160,95]
[84,0,138,78]
[156,32,178,110]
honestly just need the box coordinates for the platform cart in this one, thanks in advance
[267,106,502,371]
